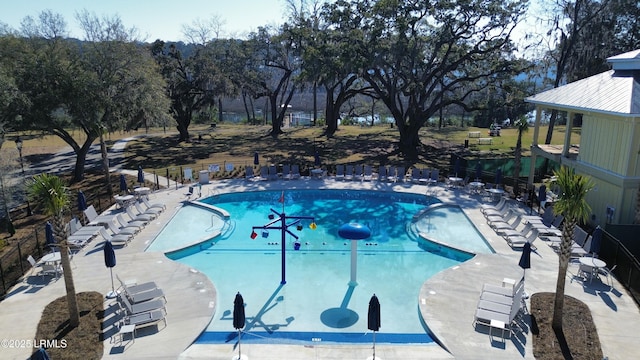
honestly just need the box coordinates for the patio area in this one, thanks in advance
[1,175,638,359]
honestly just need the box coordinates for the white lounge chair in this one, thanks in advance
[410,168,421,183]
[282,164,292,180]
[135,201,161,217]
[290,164,301,179]
[126,206,154,223]
[481,197,506,213]
[142,197,166,211]
[118,292,166,316]
[84,205,116,226]
[418,168,430,185]
[344,165,354,181]
[506,228,539,249]
[378,166,388,181]
[245,166,256,180]
[268,165,278,180]
[490,215,523,235]
[122,308,167,331]
[387,166,398,182]
[116,214,146,231]
[99,228,131,247]
[123,287,166,305]
[116,273,158,294]
[335,165,345,180]
[363,165,374,181]
[107,220,138,237]
[428,169,439,185]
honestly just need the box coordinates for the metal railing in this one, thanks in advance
[598,227,640,306]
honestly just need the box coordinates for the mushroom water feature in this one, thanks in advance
[338,222,372,286]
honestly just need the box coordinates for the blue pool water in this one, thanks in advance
[150,190,492,345]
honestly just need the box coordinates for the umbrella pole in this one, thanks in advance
[238,329,242,358]
[107,268,117,299]
[373,331,376,359]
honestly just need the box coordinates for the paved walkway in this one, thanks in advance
[1,137,639,359]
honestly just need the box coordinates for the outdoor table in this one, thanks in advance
[487,188,505,201]
[41,251,61,264]
[134,187,150,199]
[40,252,62,278]
[448,177,463,188]
[579,257,606,282]
[310,168,324,179]
[114,194,134,208]
[469,181,485,194]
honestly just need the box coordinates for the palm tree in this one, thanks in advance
[551,166,593,332]
[28,174,80,328]
[512,116,528,197]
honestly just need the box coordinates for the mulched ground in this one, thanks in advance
[531,292,603,360]
[32,292,104,360]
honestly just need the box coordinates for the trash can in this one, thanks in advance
[198,170,209,184]
[464,139,469,148]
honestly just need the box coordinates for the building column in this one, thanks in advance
[527,106,542,185]
[562,111,574,158]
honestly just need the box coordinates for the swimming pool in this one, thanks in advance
[150,189,492,345]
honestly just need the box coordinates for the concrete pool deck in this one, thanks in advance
[1,177,639,359]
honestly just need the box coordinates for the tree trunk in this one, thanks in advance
[53,215,80,328]
[324,90,339,137]
[72,139,97,183]
[398,120,421,159]
[552,218,576,331]
[513,132,523,196]
[99,133,113,197]
[176,119,190,142]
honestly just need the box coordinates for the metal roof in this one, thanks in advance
[525,69,640,116]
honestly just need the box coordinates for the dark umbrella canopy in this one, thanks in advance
[475,162,482,180]
[519,242,532,270]
[538,184,547,204]
[45,222,56,247]
[314,150,321,166]
[233,292,246,330]
[33,347,51,360]
[367,294,381,331]
[77,190,87,212]
[253,152,259,165]
[119,174,127,193]
[590,226,603,255]
[137,166,145,185]
[104,241,116,268]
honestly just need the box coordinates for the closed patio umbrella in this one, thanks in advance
[104,241,117,299]
[367,294,381,360]
[590,226,603,256]
[314,150,321,166]
[77,190,87,212]
[45,222,56,248]
[233,292,247,360]
[253,152,259,166]
[119,174,127,194]
[475,162,482,180]
[519,242,531,276]
[495,168,502,186]
[538,184,547,211]
[518,241,532,299]
[137,166,145,186]
[453,156,461,177]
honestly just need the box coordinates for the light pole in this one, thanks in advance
[14,136,32,216]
